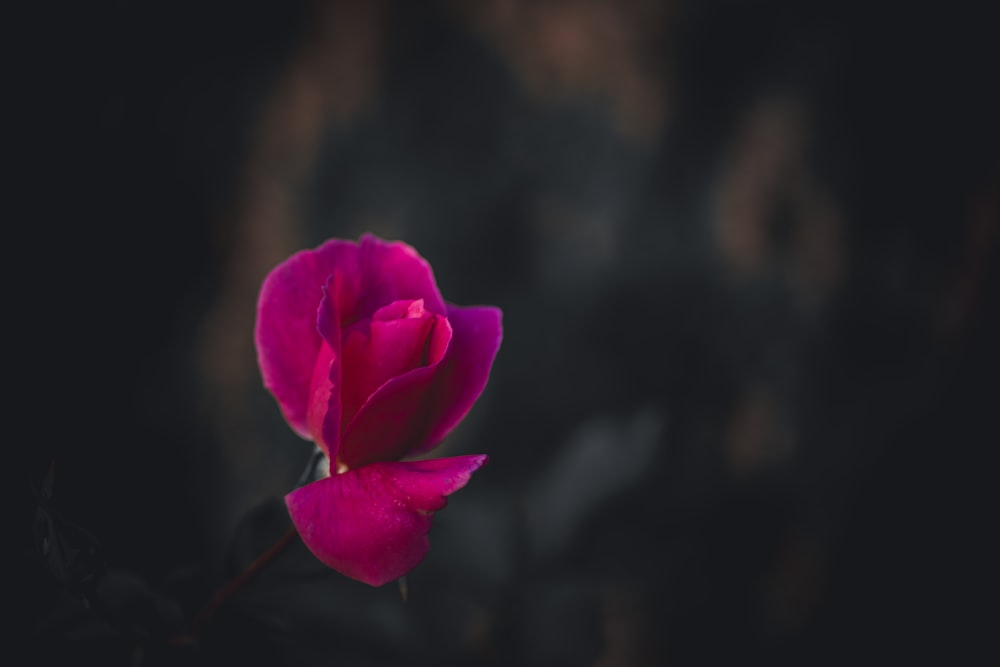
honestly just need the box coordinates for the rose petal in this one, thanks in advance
[255,240,356,438]
[338,313,453,468]
[410,305,504,456]
[371,298,427,321]
[285,454,488,586]
[340,299,452,430]
[313,274,344,458]
[344,235,447,323]
[338,305,501,467]
[255,235,446,440]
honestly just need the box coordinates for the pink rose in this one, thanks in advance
[254,235,502,585]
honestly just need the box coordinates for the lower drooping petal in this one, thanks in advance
[285,455,488,586]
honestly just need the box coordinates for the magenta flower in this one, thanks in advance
[254,235,502,586]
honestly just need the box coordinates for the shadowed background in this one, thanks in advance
[21,0,998,664]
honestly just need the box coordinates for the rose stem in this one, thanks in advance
[191,524,299,633]
[178,452,321,643]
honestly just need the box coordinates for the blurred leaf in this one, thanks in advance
[32,464,106,594]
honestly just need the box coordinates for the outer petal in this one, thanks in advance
[341,235,447,323]
[314,274,344,458]
[285,455,488,586]
[255,240,356,438]
[409,305,504,456]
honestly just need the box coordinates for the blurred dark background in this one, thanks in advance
[20,0,998,664]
